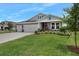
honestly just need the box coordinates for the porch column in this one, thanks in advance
[38,18,41,29]
[38,23,40,29]
[54,23,56,30]
[58,22,62,29]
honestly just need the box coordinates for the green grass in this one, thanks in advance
[0,33,79,56]
[0,30,15,34]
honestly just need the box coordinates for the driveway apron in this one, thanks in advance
[0,32,33,43]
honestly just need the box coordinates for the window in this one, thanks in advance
[52,23,55,29]
[48,15,52,20]
[56,23,59,29]
[49,17,51,20]
[38,16,43,19]
[56,23,59,25]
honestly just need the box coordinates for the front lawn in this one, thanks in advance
[0,33,79,56]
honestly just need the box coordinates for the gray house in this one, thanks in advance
[16,13,62,32]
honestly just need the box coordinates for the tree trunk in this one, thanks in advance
[74,30,77,48]
[74,15,77,48]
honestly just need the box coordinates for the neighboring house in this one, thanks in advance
[0,21,16,30]
[16,13,62,32]
[0,23,3,30]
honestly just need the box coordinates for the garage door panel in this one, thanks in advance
[23,24,38,32]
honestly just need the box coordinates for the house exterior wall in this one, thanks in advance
[16,25,23,32]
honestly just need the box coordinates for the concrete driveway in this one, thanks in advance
[0,32,33,44]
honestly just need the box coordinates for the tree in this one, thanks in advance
[64,3,79,48]
[59,26,67,34]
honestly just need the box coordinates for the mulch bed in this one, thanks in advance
[67,45,79,53]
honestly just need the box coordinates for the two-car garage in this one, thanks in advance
[16,22,39,32]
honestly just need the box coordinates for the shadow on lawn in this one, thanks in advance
[67,45,79,54]
[56,44,79,55]
[56,44,70,53]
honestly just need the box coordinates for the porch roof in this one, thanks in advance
[16,22,38,24]
[39,19,62,22]
[17,19,62,24]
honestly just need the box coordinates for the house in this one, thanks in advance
[0,23,3,30]
[16,13,62,32]
[0,21,16,30]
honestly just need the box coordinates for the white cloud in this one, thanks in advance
[7,18,27,22]
[5,7,39,20]
[31,3,57,11]
[37,7,44,11]
[17,7,37,14]
[42,3,57,7]
[7,7,44,19]
[12,7,37,16]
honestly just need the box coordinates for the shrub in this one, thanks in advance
[34,30,53,34]
[53,31,70,36]
[48,31,53,34]
[37,29,43,32]
[59,26,67,34]
[44,31,47,34]
[34,31,39,34]
[37,29,41,32]
[42,30,53,34]
[39,31,44,34]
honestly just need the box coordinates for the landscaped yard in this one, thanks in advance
[0,33,79,56]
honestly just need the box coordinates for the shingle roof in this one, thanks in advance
[23,13,62,22]
[25,13,46,22]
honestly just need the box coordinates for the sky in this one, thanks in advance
[0,3,72,22]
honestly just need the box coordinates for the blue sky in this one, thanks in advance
[0,3,72,22]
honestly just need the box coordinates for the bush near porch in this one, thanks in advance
[34,28,70,36]
[34,30,53,34]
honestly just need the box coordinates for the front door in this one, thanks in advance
[41,22,48,30]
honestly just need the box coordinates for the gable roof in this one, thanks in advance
[25,13,46,22]
[24,13,62,22]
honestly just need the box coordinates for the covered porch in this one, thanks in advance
[39,21,62,31]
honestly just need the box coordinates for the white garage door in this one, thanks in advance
[16,25,22,32]
[23,24,38,32]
